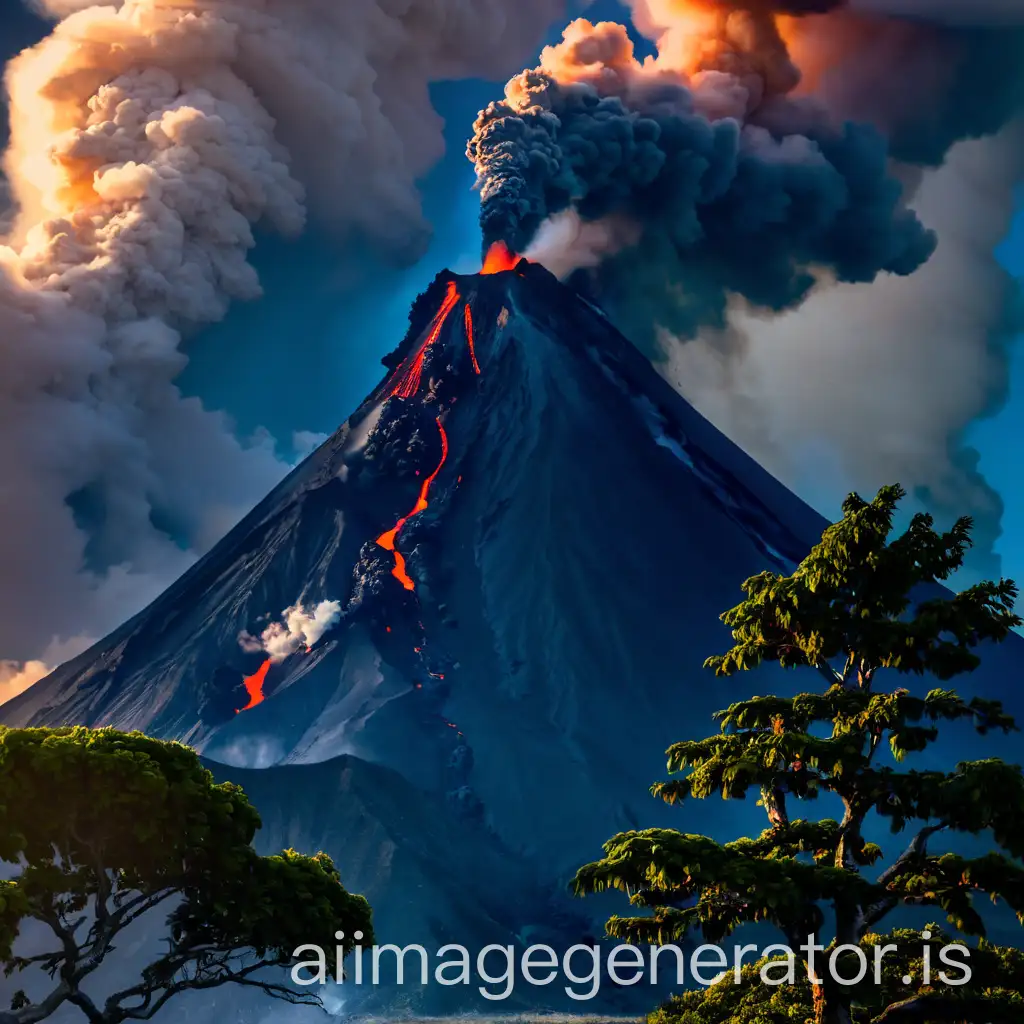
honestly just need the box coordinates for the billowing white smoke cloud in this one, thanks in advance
[667,122,1024,579]
[239,599,343,662]
[0,0,570,670]
[525,209,642,280]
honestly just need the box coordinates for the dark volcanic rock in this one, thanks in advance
[3,260,1021,1016]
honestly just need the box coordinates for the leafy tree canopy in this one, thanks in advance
[0,726,372,1023]
[574,485,1024,1024]
[651,926,1024,1024]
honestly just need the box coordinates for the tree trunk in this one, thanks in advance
[822,996,854,1024]
[819,974,855,1024]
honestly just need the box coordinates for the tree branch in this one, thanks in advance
[64,990,105,1024]
[0,980,72,1024]
[110,888,177,932]
[38,909,80,982]
[761,780,790,829]
[877,824,949,887]
[860,823,948,935]
[815,660,846,690]
[111,956,319,1022]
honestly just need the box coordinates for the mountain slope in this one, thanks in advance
[2,260,830,862]
[3,259,1020,1015]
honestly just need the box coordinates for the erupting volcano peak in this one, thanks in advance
[13,254,1014,1021]
[481,241,519,274]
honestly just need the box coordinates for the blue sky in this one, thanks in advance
[976,198,1024,582]
[2,2,1023,586]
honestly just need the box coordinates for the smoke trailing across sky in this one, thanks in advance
[466,0,1024,572]
[789,2,1024,166]
[467,10,936,332]
[0,0,572,667]
[0,0,1021,680]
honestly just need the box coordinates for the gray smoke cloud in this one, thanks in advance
[467,0,1024,574]
[785,0,1024,167]
[667,123,1024,581]
[468,16,937,329]
[851,0,1024,24]
[0,0,571,666]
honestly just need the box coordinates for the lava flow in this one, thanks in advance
[463,303,481,375]
[387,281,460,400]
[481,241,518,274]
[237,658,272,713]
[376,417,450,591]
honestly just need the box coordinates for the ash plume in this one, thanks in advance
[467,0,1024,573]
[0,0,570,667]
[468,17,936,319]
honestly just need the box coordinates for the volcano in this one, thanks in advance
[3,260,1020,1015]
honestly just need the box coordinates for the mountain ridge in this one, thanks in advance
[0,259,826,746]
[3,259,1020,1015]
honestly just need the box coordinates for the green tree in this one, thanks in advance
[649,926,1024,1023]
[0,727,372,1023]
[574,485,1024,1024]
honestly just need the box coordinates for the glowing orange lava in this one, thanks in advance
[387,281,461,399]
[376,417,450,591]
[481,242,518,274]
[237,658,272,714]
[463,304,481,375]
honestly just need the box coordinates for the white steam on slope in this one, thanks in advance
[238,599,343,662]
[0,0,570,667]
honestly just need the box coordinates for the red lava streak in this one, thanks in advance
[481,241,518,274]
[237,658,272,714]
[376,417,450,591]
[387,281,460,400]
[463,304,481,375]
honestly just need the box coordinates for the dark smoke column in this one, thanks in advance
[466,14,935,332]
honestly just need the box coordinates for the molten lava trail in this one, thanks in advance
[481,241,518,275]
[463,303,481,375]
[237,658,272,713]
[376,417,450,591]
[387,281,460,400]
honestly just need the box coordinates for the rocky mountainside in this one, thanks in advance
[4,258,1020,1015]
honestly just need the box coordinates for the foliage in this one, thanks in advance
[649,927,1024,1024]
[0,726,372,1023]
[573,485,1024,1024]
